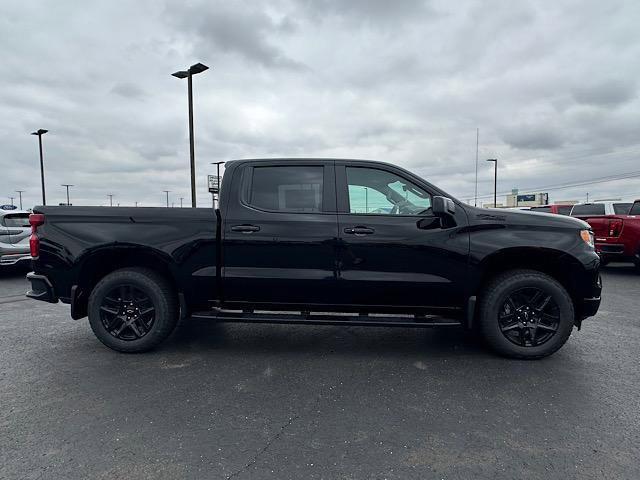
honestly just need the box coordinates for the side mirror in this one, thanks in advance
[432,196,456,217]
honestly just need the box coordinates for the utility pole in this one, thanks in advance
[61,184,73,206]
[15,190,24,210]
[31,129,48,205]
[180,197,184,208]
[107,194,114,207]
[163,190,170,208]
[172,63,209,208]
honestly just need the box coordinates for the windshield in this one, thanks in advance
[2,213,30,227]
[571,204,605,216]
[613,203,632,215]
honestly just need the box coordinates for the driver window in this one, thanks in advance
[346,167,431,215]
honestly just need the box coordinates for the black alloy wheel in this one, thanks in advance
[99,284,156,341]
[88,268,178,352]
[478,270,575,359]
[498,287,560,347]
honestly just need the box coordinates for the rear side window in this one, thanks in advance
[630,203,640,215]
[558,206,572,215]
[2,214,30,227]
[531,206,551,213]
[613,203,632,215]
[249,166,323,213]
[571,204,605,216]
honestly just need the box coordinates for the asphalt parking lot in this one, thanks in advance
[1,265,639,480]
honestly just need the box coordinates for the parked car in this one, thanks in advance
[581,199,640,269]
[570,201,632,217]
[530,204,573,215]
[0,208,31,267]
[26,158,601,359]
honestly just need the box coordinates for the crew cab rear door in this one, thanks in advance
[334,162,470,310]
[221,160,339,306]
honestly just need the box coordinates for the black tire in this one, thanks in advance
[478,269,575,359]
[88,268,178,352]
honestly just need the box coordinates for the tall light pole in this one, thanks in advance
[15,190,24,210]
[107,194,114,207]
[31,129,48,205]
[172,62,209,208]
[486,158,498,208]
[9,196,15,206]
[179,197,184,208]
[61,184,73,206]
[163,190,170,208]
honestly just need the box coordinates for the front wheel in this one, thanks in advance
[88,268,178,352]
[478,270,575,359]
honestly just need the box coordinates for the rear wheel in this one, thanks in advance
[478,270,575,359]
[88,268,178,352]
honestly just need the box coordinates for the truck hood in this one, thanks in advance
[464,206,591,230]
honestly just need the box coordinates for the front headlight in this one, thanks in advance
[580,229,595,248]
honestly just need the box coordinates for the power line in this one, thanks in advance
[464,170,640,201]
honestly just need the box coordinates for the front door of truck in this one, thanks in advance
[335,163,469,311]
[222,161,339,307]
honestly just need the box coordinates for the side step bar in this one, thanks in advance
[191,308,462,328]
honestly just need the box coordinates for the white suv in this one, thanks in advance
[0,209,31,267]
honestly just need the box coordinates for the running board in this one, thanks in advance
[191,309,462,328]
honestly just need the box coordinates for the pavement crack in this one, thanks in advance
[226,414,299,480]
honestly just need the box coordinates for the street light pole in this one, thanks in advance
[61,184,73,206]
[15,190,24,210]
[163,190,170,208]
[180,197,184,208]
[172,62,209,208]
[31,129,48,205]
[107,194,114,207]
[486,158,498,207]
[9,196,15,206]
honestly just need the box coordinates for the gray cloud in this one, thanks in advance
[572,79,636,107]
[111,82,147,100]
[501,125,564,150]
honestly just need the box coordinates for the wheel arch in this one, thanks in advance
[71,245,180,320]
[472,247,587,324]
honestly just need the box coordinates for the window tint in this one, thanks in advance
[346,167,431,215]
[630,202,640,215]
[531,206,551,213]
[2,214,30,227]
[571,204,605,216]
[249,166,323,212]
[558,206,572,215]
[613,203,632,215]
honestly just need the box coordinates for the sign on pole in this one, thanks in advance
[208,175,220,194]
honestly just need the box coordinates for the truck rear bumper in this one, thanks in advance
[26,272,58,303]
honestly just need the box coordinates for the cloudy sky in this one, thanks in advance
[1,0,640,208]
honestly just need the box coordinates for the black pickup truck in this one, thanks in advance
[26,158,602,358]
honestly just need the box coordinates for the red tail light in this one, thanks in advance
[29,214,45,258]
[608,218,623,237]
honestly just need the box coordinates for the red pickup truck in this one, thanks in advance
[579,200,640,269]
